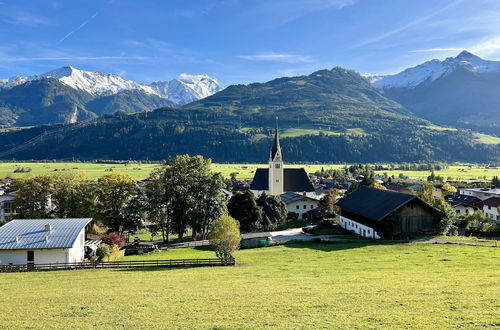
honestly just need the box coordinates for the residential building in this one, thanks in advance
[445,194,481,216]
[460,188,500,201]
[336,186,440,239]
[0,218,92,265]
[0,192,16,223]
[279,192,320,220]
[479,197,500,222]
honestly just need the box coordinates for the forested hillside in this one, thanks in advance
[0,67,498,162]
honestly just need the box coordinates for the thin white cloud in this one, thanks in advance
[0,56,152,62]
[409,35,500,58]
[409,48,465,53]
[239,53,313,63]
[2,11,51,26]
[358,0,464,47]
[58,0,113,44]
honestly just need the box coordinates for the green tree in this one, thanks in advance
[145,168,173,243]
[12,175,53,219]
[318,189,337,217]
[208,215,241,260]
[50,171,95,218]
[433,198,456,235]
[257,192,288,229]
[492,176,500,188]
[228,190,263,233]
[154,155,227,240]
[95,172,138,233]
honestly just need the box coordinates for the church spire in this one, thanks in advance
[270,116,282,161]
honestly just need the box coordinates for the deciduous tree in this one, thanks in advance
[228,190,263,233]
[208,215,241,260]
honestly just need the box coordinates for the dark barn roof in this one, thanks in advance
[336,186,433,221]
[250,168,314,192]
[479,197,500,208]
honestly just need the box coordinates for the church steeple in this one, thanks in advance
[270,117,283,162]
[268,116,284,195]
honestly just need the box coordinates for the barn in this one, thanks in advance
[336,186,440,239]
[0,218,92,265]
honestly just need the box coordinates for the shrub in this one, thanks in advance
[101,232,126,248]
[96,244,111,260]
[88,223,107,235]
[208,215,241,260]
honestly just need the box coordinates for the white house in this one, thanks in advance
[444,194,480,216]
[479,197,500,222]
[460,188,500,201]
[279,192,320,220]
[0,218,92,265]
[0,192,16,223]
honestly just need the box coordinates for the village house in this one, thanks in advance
[250,119,315,197]
[460,187,500,201]
[478,197,500,222]
[336,186,440,239]
[279,192,321,220]
[445,194,481,216]
[0,218,92,265]
[0,191,16,224]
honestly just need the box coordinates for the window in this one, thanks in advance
[3,202,13,214]
[310,205,314,209]
[303,205,307,209]
[275,164,280,168]
[276,179,279,183]
[296,205,299,210]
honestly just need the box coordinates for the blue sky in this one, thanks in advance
[1,0,500,86]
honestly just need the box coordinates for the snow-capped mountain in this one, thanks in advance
[0,67,223,105]
[370,51,500,135]
[372,51,500,89]
[149,74,223,105]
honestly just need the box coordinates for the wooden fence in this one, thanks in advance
[0,257,235,273]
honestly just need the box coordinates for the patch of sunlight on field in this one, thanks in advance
[473,133,500,145]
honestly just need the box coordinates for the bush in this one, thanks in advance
[276,219,307,230]
[88,223,107,235]
[101,232,126,248]
[96,244,111,260]
[287,212,299,221]
[208,215,241,260]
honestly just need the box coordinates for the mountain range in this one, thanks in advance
[370,51,500,135]
[0,61,497,163]
[0,67,222,127]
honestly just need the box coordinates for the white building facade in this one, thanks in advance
[0,218,91,265]
[339,216,381,239]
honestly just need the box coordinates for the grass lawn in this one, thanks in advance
[0,242,498,328]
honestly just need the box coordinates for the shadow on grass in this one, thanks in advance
[113,265,232,272]
[269,239,412,253]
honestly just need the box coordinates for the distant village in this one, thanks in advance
[0,121,499,268]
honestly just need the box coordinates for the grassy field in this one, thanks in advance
[0,162,499,181]
[0,242,498,328]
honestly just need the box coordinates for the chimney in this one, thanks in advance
[44,224,52,232]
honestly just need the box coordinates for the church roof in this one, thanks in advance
[250,168,315,192]
[270,117,282,161]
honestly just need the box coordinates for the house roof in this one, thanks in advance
[279,192,317,204]
[336,186,429,221]
[250,168,315,192]
[0,218,92,250]
[479,197,500,208]
[445,194,480,207]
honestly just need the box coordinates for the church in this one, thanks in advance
[250,119,315,196]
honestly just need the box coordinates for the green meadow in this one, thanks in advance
[0,162,498,181]
[0,242,498,328]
